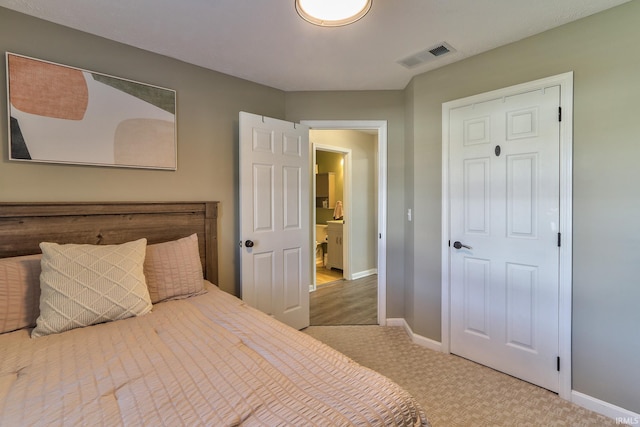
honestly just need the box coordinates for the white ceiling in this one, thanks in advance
[0,0,630,91]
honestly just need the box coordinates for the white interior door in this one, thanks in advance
[239,112,310,330]
[448,87,561,392]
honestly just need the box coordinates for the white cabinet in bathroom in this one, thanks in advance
[326,221,343,270]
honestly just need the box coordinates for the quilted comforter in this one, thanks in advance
[0,282,428,426]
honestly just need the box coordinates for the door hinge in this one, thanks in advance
[557,233,561,247]
[558,107,562,122]
[557,357,561,372]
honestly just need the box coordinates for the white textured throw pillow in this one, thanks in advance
[32,238,152,338]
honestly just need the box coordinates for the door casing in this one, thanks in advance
[441,72,573,400]
[302,120,387,325]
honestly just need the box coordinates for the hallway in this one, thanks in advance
[315,265,343,286]
[310,274,377,326]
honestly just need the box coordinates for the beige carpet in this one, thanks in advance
[304,325,618,427]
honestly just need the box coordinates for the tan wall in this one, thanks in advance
[0,7,286,296]
[403,80,416,329]
[406,1,640,412]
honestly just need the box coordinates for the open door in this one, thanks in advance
[239,112,310,330]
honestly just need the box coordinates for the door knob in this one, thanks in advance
[453,241,472,250]
[245,240,254,248]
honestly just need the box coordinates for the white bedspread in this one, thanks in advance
[0,282,428,426]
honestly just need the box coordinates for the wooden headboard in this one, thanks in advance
[0,202,219,284]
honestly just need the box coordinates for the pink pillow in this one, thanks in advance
[144,234,205,303]
[0,254,42,333]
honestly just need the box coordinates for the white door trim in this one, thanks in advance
[312,143,352,289]
[441,72,573,400]
[302,120,387,325]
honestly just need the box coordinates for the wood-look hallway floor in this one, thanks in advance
[310,271,377,326]
[315,265,343,285]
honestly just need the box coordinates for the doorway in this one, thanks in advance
[303,120,387,325]
[314,147,347,287]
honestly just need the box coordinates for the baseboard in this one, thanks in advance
[386,318,405,328]
[572,391,640,424]
[351,268,377,280]
[386,318,442,352]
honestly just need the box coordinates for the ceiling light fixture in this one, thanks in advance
[295,0,372,27]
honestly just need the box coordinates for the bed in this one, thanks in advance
[0,202,428,426]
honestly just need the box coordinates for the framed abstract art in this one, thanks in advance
[6,52,177,170]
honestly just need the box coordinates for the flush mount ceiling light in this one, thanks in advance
[295,0,372,27]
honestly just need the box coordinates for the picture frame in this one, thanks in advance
[6,52,177,170]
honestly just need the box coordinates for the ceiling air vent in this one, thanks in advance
[429,44,450,57]
[398,42,456,69]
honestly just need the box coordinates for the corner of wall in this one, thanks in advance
[387,318,442,353]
